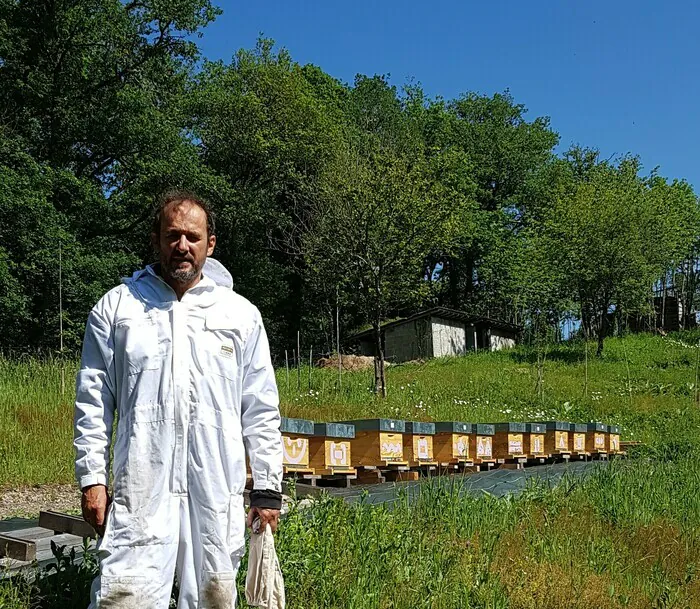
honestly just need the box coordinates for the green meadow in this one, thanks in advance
[1,331,699,607]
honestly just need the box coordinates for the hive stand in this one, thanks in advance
[433,421,475,472]
[586,422,608,459]
[540,421,571,462]
[570,423,590,460]
[405,421,438,479]
[492,422,528,469]
[525,422,548,464]
[281,417,316,481]
[469,424,496,470]
[307,423,357,487]
[607,424,624,457]
[339,419,409,484]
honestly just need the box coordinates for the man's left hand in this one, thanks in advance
[247,507,280,534]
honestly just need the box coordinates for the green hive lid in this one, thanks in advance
[339,419,406,433]
[608,424,620,434]
[434,421,473,434]
[571,423,588,433]
[527,423,546,434]
[314,422,355,439]
[493,422,526,433]
[587,422,607,432]
[405,421,435,435]
[280,417,314,435]
[542,421,570,431]
[475,424,495,436]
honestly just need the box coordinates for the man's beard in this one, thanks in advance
[161,255,203,284]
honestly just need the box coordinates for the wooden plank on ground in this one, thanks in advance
[39,511,96,538]
[0,534,36,561]
[1,527,54,542]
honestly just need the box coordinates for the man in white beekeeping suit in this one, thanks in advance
[74,190,283,608]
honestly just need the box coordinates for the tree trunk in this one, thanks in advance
[372,318,386,398]
[596,300,608,357]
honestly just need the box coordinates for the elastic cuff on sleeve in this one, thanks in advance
[250,489,282,510]
[79,473,107,490]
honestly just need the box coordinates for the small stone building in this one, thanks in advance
[350,307,521,363]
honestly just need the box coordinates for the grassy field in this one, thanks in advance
[1,332,700,607]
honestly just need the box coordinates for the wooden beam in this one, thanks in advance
[0,534,36,561]
[38,511,96,539]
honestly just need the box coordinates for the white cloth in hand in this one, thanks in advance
[245,520,285,609]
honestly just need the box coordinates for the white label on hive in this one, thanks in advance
[508,434,523,455]
[380,433,403,460]
[595,433,605,448]
[416,436,430,460]
[477,436,492,458]
[555,432,568,450]
[453,435,469,458]
[531,435,543,454]
[283,436,309,465]
[328,441,349,467]
[574,434,585,451]
[610,435,620,451]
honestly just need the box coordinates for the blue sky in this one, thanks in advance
[197,1,700,190]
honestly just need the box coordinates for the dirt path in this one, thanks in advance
[0,484,81,520]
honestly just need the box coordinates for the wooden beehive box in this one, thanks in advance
[586,422,608,455]
[309,423,357,476]
[405,421,437,467]
[469,424,496,465]
[570,423,589,458]
[541,421,571,456]
[608,424,621,454]
[341,419,408,467]
[525,422,547,459]
[493,422,528,459]
[433,421,473,465]
[281,417,315,474]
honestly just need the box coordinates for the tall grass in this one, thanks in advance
[2,332,700,487]
[1,332,700,607]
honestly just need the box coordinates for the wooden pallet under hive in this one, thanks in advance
[433,421,474,469]
[586,422,608,458]
[469,424,496,468]
[308,422,357,484]
[281,417,315,477]
[525,422,548,462]
[493,422,528,468]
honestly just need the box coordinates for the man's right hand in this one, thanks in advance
[81,484,110,537]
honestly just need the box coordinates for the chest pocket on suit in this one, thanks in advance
[204,311,240,381]
[116,315,165,375]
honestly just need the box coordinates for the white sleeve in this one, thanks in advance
[241,309,283,493]
[74,302,117,490]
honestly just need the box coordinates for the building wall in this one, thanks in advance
[489,329,517,351]
[384,319,432,363]
[431,317,467,358]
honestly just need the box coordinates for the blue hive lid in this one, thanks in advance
[493,422,527,433]
[434,421,473,434]
[405,421,435,435]
[280,417,314,435]
[313,422,355,439]
[338,419,406,433]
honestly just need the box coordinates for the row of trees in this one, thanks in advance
[1,1,698,380]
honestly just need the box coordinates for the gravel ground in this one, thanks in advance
[0,484,82,520]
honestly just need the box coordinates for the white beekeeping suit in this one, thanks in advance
[74,258,283,608]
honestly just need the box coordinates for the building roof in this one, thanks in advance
[348,307,523,341]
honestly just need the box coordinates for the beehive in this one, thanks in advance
[469,424,496,464]
[340,419,408,467]
[525,422,547,458]
[309,423,357,476]
[586,422,608,455]
[405,421,437,467]
[281,417,315,474]
[570,423,589,458]
[493,422,527,459]
[608,424,621,454]
[541,421,571,456]
[433,421,473,465]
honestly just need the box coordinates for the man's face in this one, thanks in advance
[153,201,216,286]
